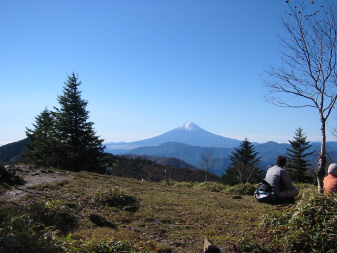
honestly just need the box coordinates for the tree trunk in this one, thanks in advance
[205,160,208,182]
[316,117,327,193]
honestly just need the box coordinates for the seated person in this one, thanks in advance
[265,156,299,200]
[323,163,337,193]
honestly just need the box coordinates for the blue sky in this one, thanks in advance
[0,0,335,145]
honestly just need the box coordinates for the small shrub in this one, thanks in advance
[29,198,78,232]
[192,182,228,192]
[164,180,194,188]
[222,183,257,195]
[95,187,139,210]
[235,237,269,253]
[0,203,64,253]
[262,190,337,252]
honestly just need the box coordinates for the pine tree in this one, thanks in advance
[222,138,261,185]
[23,108,57,167]
[54,73,105,171]
[286,128,314,182]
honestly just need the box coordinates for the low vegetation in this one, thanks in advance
[168,181,258,196]
[262,189,337,252]
[0,183,9,195]
[0,168,335,252]
[103,154,219,182]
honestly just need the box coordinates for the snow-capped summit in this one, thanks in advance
[178,122,201,131]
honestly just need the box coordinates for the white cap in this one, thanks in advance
[328,163,337,175]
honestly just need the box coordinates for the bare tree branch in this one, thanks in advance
[263,0,337,193]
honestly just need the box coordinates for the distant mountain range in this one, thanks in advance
[2,122,337,178]
[105,122,242,152]
[104,122,337,176]
[126,141,337,176]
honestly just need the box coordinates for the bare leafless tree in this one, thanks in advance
[199,149,213,182]
[264,0,337,193]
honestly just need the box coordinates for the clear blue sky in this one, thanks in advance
[0,0,335,145]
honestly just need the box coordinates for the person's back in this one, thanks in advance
[265,165,284,196]
[265,156,299,200]
[324,163,337,193]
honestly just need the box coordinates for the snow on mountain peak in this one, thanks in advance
[178,122,200,131]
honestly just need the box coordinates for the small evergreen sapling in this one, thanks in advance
[286,128,314,182]
[222,138,262,185]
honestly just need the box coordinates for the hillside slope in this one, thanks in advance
[0,168,278,252]
[0,138,29,164]
[123,154,198,170]
[104,154,219,182]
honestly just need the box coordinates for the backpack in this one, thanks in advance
[254,180,275,203]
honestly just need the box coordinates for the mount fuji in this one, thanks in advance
[105,122,242,153]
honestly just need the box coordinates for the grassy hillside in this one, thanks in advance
[0,168,335,252]
[0,169,273,252]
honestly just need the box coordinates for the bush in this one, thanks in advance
[163,180,194,188]
[235,237,269,253]
[95,187,139,210]
[192,182,228,192]
[28,198,78,233]
[262,190,337,252]
[222,183,257,195]
[0,203,64,253]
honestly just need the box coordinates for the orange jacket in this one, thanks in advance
[323,174,337,193]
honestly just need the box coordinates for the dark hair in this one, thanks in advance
[275,156,287,167]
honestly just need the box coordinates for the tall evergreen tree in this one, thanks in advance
[54,73,105,171]
[221,138,261,185]
[23,108,57,167]
[286,128,314,182]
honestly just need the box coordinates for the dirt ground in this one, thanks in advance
[0,164,73,201]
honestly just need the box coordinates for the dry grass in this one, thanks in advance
[19,170,282,252]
